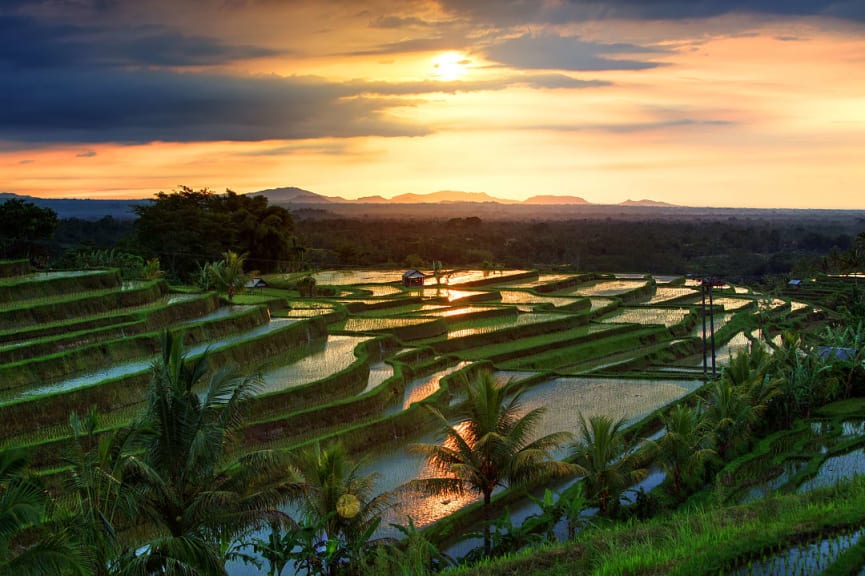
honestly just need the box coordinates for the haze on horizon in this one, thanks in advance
[1,1,864,210]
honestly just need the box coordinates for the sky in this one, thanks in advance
[1,0,864,209]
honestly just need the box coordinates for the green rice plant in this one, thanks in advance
[499,326,669,371]
[0,279,167,331]
[455,324,627,363]
[0,268,120,304]
[443,312,572,340]
[341,317,435,332]
[598,306,691,328]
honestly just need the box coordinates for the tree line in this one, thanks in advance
[3,187,863,284]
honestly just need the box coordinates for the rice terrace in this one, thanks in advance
[2,236,865,574]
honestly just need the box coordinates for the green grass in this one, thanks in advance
[443,478,865,576]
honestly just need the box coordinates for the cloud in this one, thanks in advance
[560,0,865,21]
[351,73,608,95]
[76,150,97,157]
[0,68,430,144]
[437,0,865,23]
[519,117,736,134]
[0,14,279,70]
[485,34,665,71]
[342,36,472,56]
[369,15,438,29]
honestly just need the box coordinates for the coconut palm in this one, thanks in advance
[651,404,714,498]
[290,441,391,575]
[121,330,302,575]
[0,448,88,575]
[207,250,249,301]
[411,371,574,557]
[570,414,647,516]
[63,408,141,575]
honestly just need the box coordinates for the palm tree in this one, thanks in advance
[411,371,573,557]
[121,330,303,574]
[570,414,647,517]
[207,250,249,301]
[703,377,758,461]
[63,408,140,575]
[651,404,714,498]
[0,448,88,575]
[290,441,391,575]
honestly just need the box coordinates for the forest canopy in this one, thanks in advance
[0,198,58,259]
[133,186,301,279]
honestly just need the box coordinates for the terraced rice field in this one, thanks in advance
[1,263,834,576]
[599,307,692,327]
[340,317,434,332]
[564,279,649,297]
[258,335,370,395]
[644,286,698,304]
[497,290,580,309]
[711,297,754,311]
[444,312,570,339]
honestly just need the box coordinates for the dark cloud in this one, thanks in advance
[0,58,611,146]
[369,15,437,29]
[485,34,664,72]
[343,36,471,56]
[562,0,865,21]
[0,68,429,144]
[76,150,97,157]
[437,0,865,23]
[0,14,279,70]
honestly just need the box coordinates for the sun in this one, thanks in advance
[432,51,469,81]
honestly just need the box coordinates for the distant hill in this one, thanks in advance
[0,192,147,220]
[247,186,334,203]
[387,190,520,204]
[619,198,676,207]
[524,195,589,205]
[354,195,389,203]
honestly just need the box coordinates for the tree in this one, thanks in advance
[134,187,299,280]
[290,441,391,576]
[650,404,714,498]
[411,372,573,557]
[0,448,87,575]
[0,198,58,259]
[63,409,139,575]
[207,250,249,302]
[570,414,647,516]
[295,276,317,298]
[121,330,303,574]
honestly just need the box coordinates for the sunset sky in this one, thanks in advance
[1,0,864,208]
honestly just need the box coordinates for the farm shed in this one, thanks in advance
[402,269,427,287]
[245,277,268,294]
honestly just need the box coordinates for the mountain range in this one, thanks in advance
[248,187,671,207]
[1,188,677,220]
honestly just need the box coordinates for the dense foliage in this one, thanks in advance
[296,216,862,280]
[0,198,58,259]
[133,187,301,280]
